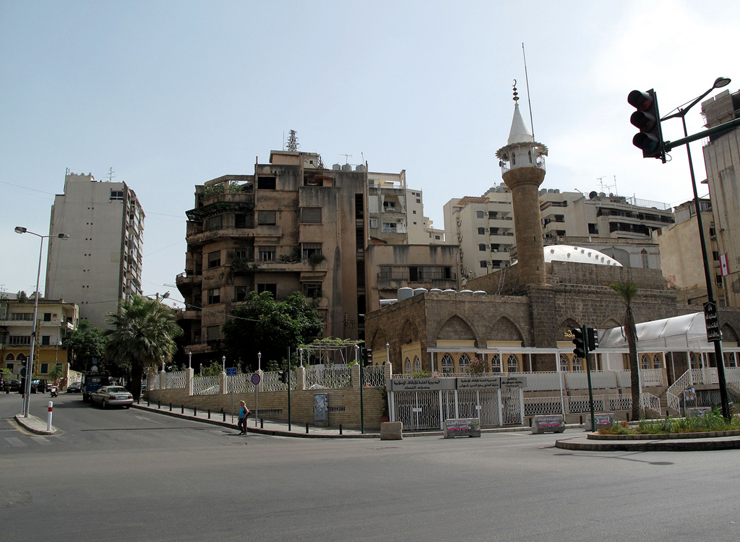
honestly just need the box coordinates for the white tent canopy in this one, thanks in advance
[599,312,712,351]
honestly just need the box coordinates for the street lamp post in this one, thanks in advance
[188,351,192,369]
[14,227,69,417]
[662,76,732,419]
[386,342,390,365]
[258,352,261,372]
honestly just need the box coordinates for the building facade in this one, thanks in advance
[45,171,145,328]
[0,296,78,384]
[702,88,740,307]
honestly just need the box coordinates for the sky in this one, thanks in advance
[1,0,738,308]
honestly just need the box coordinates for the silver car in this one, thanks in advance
[90,386,134,409]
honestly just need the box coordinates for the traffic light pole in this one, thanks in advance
[664,117,740,152]
[359,347,365,435]
[287,347,292,431]
[583,326,596,432]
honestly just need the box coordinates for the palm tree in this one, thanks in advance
[610,280,641,420]
[105,296,182,399]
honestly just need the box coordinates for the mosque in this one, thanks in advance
[364,92,740,426]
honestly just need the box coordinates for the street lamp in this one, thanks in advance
[14,227,69,417]
[188,351,192,369]
[258,351,261,372]
[386,342,390,365]
[662,76,732,419]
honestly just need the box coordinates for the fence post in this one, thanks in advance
[296,366,306,391]
[187,367,194,396]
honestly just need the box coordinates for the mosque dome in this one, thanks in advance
[543,245,622,266]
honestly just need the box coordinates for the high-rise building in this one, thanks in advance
[45,171,145,328]
[702,87,740,307]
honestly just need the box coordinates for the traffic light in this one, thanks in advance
[587,327,599,351]
[628,89,666,162]
[278,370,288,384]
[572,327,586,358]
[362,348,372,367]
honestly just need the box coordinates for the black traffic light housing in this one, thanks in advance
[278,370,288,384]
[572,327,586,358]
[362,348,372,367]
[587,327,598,351]
[628,89,666,163]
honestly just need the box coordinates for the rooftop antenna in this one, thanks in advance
[598,176,618,195]
[522,42,535,140]
[286,130,299,152]
[106,167,115,182]
[340,154,352,164]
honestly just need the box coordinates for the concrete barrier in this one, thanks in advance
[585,412,615,431]
[532,414,565,434]
[380,421,403,440]
[444,418,481,438]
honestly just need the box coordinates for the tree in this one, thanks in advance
[610,280,641,420]
[105,296,182,399]
[63,319,108,372]
[47,364,65,385]
[222,291,323,371]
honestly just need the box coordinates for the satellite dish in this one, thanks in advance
[589,191,598,199]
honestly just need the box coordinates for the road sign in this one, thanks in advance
[251,373,261,385]
[226,367,237,376]
[703,301,722,342]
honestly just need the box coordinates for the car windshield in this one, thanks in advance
[107,387,128,393]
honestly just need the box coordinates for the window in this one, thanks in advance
[41,336,50,345]
[479,244,486,251]
[110,190,124,200]
[303,282,322,298]
[206,325,220,341]
[5,353,15,361]
[414,356,421,373]
[728,353,737,368]
[405,358,412,374]
[572,356,582,372]
[9,336,31,345]
[369,218,378,228]
[507,355,518,373]
[233,249,248,261]
[441,354,454,375]
[491,354,501,373]
[258,246,276,262]
[12,313,33,321]
[300,207,322,223]
[207,215,222,231]
[257,283,277,298]
[207,288,221,304]
[235,213,247,228]
[559,355,569,372]
[717,275,723,288]
[301,243,322,259]
[653,354,661,369]
[478,227,485,235]
[208,251,221,268]
[257,176,276,190]
[476,211,484,218]
[458,354,470,373]
[382,222,397,233]
[480,261,488,268]
[234,286,248,302]
[383,201,396,212]
[641,249,649,269]
[641,354,650,370]
[258,211,277,226]
[44,313,52,322]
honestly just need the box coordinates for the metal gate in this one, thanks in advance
[391,388,523,431]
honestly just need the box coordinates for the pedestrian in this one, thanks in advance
[238,400,250,435]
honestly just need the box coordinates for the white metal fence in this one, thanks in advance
[193,375,220,395]
[306,366,352,389]
[164,371,187,389]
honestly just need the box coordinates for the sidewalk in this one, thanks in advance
[132,401,381,439]
[14,413,56,435]
[555,433,740,452]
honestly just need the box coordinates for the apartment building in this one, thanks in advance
[46,171,145,328]
[702,88,740,307]
[0,295,78,383]
[446,183,674,280]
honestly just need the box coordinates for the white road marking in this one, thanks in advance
[5,437,26,447]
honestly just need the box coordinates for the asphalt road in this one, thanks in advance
[2,391,739,542]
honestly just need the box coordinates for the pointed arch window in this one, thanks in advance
[5,353,15,361]
[653,354,661,369]
[405,358,412,375]
[507,354,519,373]
[641,354,650,370]
[727,353,737,368]
[491,354,501,373]
[458,353,471,373]
[559,354,569,372]
[572,356,582,372]
[441,354,454,375]
[414,356,421,373]
[690,353,698,369]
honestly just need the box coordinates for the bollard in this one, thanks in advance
[339,424,342,435]
[158,401,161,409]
[147,397,150,407]
[169,402,172,412]
[181,405,184,414]
[193,407,197,417]
[222,408,225,422]
[260,418,264,429]
[208,409,211,419]
[306,423,309,434]
[47,401,53,432]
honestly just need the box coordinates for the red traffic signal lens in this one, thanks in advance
[628,90,653,111]
[630,111,656,131]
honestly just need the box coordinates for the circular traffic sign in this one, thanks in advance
[251,373,261,385]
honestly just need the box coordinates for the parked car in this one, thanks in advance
[67,382,82,393]
[89,386,134,409]
[8,380,22,392]
[31,379,48,393]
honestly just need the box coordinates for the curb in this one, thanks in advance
[555,436,740,452]
[13,414,56,436]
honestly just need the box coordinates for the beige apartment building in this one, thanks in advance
[46,171,145,328]
[177,150,457,363]
[0,295,78,385]
[446,183,674,281]
[702,88,740,307]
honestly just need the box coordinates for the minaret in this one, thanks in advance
[496,84,548,287]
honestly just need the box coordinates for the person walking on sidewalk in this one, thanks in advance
[238,400,250,435]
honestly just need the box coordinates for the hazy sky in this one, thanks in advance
[1,0,737,307]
